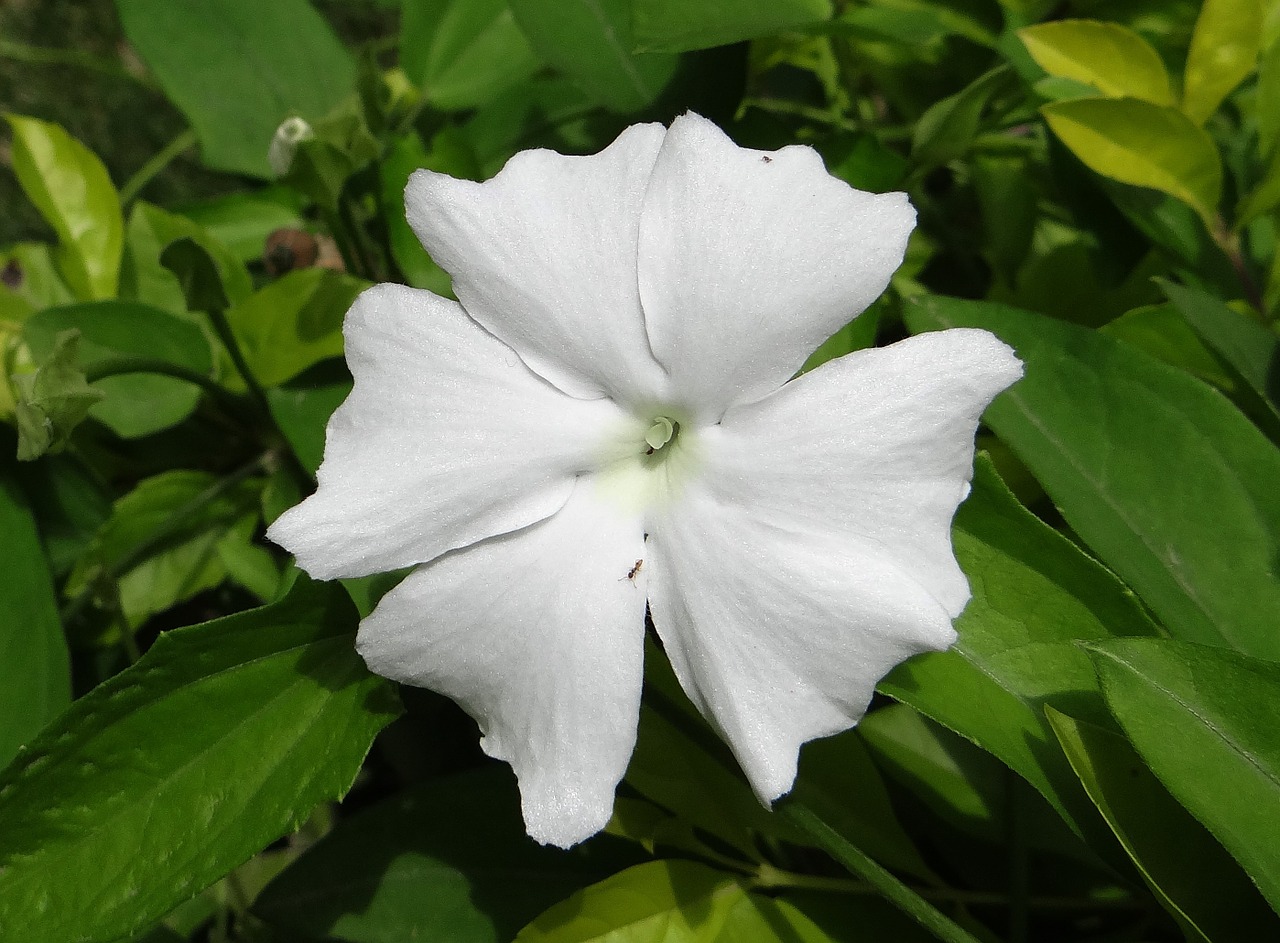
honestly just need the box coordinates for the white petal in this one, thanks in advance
[637,112,916,420]
[645,328,1022,803]
[714,328,1024,617]
[357,480,648,848]
[267,284,623,580]
[406,122,669,405]
[647,483,957,805]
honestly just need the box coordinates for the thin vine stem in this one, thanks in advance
[119,128,198,206]
[778,800,985,943]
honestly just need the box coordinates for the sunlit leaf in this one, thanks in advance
[1181,0,1264,125]
[0,579,400,943]
[1042,97,1222,227]
[1018,20,1174,104]
[5,115,123,301]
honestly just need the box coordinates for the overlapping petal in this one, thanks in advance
[356,481,648,848]
[406,123,668,405]
[646,485,958,805]
[645,329,1022,802]
[711,328,1024,617]
[267,284,624,580]
[636,113,916,420]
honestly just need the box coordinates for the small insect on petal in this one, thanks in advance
[619,559,643,583]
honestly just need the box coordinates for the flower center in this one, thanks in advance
[643,416,679,455]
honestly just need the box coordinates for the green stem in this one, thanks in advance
[778,800,985,943]
[206,307,272,420]
[0,38,159,90]
[119,128,198,206]
[84,355,235,407]
[740,96,860,132]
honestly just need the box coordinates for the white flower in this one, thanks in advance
[268,113,1022,848]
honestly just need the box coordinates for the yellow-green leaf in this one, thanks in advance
[1018,20,1174,105]
[5,116,123,301]
[1182,0,1265,125]
[1042,97,1222,228]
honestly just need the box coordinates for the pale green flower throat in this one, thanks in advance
[643,416,679,454]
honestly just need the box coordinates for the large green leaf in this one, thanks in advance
[225,268,367,388]
[0,579,400,943]
[254,766,641,943]
[906,295,1280,662]
[1017,20,1174,104]
[115,0,357,177]
[24,301,215,439]
[1046,707,1280,941]
[267,371,353,477]
[0,473,70,770]
[1181,0,1264,125]
[401,0,542,110]
[1042,97,1222,227]
[878,457,1156,846]
[1088,639,1280,914]
[508,0,678,112]
[5,115,123,301]
[633,0,832,52]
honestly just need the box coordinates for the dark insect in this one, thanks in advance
[761,155,772,163]
[621,559,644,583]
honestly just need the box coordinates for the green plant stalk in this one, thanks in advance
[119,128,198,206]
[778,800,985,943]
[0,38,159,91]
[84,356,241,413]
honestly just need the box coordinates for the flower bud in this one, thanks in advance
[268,116,314,177]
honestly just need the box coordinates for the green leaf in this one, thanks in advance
[115,0,357,178]
[401,0,542,110]
[906,295,1280,662]
[878,456,1156,846]
[633,0,832,52]
[1042,97,1223,227]
[255,766,642,943]
[267,371,353,477]
[513,860,739,942]
[508,0,678,112]
[65,469,263,632]
[1182,0,1265,125]
[1017,20,1174,104]
[0,578,400,943]
[1101,303,1238,394]
[225,268,367,388]
[911,67,1013,172]
[170,191,303,265]
[1258,38,1280,158]
[1088,639,1280,914]
[1159,279,1280,423]
[5,115,123,301]
[121,203,254,314]
[1046,707,1280,941]
[24,301,214,439]
[859,705,1002,839]
[13,330,104,461]
[0,473,70,769]
[791,728,936,881]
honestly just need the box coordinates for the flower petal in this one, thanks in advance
[637,112,916,420]
[647,485,957,805]
[646,329,1022,803]
[405,122,668,405]
[714,328,1024,617]
[267,284,623,580]
[356,480,648,848]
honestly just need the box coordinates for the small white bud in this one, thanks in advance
[268,116,314,177]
